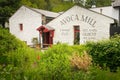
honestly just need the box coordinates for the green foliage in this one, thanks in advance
[86,0,111,8]
[51,2,74,12]
[36,44,93,80]
[20,0,74,12]
[91,67,120,80]
[95,0,111,7]
[0,28,25,53]
[20,0,47,9]
[0,0,21,27]
[86,35,120,72]
[0,29,120,79]
[0,44,93,80]
[0,27,41,80]
[0,28,26,64]
[8,48,39,67]
[0,41,120,80]
[0,47,41,80]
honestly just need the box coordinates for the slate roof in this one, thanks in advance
[32,8,59,17]
[113,0,120,8]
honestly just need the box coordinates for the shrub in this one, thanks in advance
[1,43,120,80]
[0,47,41,80]
[86,34,120,72]
[0,28,25,53]
[91,67,120,80]
[0,27,26,64]
[37,44,94,80]
[70,51,92,71]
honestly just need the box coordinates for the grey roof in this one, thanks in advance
[113,0,120,7]
[32,8,60,17]
[45,25,54,30]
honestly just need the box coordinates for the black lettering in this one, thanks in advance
[60,19,67,25]
[60,21,65,25]
[81,15,85,21]
[85,16,88,22]
[66,16,71,22]
[89,19,94,25]
[75,14,79,21]
[92,21,96,27]
[87,17,91,23]
[60,14,97,27]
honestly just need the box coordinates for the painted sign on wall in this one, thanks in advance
[60,14,96,27]
[47,6,114,45]
[82,29,97,43]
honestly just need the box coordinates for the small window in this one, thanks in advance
[19,24,23,31]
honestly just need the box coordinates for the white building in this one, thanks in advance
[90,0,120,24]
[9,5,59,46]
[90,6,119,21]
[9,0,120,47]
[37,5,115,47]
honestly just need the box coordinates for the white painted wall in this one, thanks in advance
[9,6,42,45]
[90,6,119,21]
[47,6,115,45]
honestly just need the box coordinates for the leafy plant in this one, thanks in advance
[70,51,92,72]
[86,34,120,72]
[0,27,26,64]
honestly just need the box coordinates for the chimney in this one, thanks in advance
[100,9,103,14]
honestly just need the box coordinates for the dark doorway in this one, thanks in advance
[43,32,53,48]
[74,25,80,45]
[110,24,120,37]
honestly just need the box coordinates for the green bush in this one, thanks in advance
[0,28,25,53]
[35,44,94,80]
[0,47,41,80]
[0,27,26,64]
[0,44,93,80]
[91,67,120,80]
[86,35,120,72]
[1,42,120,80]
[1,28,120,80]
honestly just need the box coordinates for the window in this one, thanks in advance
[46,17,54,23]
[19,24,23,31]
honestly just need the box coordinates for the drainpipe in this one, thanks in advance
[118,7,120,26]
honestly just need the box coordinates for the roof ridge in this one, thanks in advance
[22,5,59,17]
[32,8,58,14]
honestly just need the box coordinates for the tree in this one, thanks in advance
[85,0,111,8]
[0,0,21,28]
[0,6,12,27]
[96,0,111,7]
[50,0,75,12]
